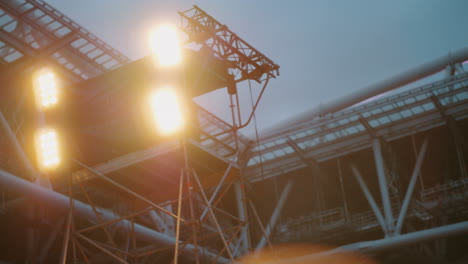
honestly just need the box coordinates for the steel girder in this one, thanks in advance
[261,47,468,139]
[247,72,468,181]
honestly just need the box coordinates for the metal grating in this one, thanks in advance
[0,0,130,80]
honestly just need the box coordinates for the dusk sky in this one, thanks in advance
[46,0,468,135]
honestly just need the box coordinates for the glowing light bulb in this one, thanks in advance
[150,24,182,66]
[33,68,59,110]
[149,88,184,134]
[35,128,61,169]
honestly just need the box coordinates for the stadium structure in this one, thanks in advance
[0,1,467,263]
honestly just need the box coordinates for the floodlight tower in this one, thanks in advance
[178,5,280,255]
[149,21,251,263]
[32,6,280,263]
[32,67,62,176]
[179,5,280,135]
[149,24,185,135]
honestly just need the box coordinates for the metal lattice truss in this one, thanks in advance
[0,0,130,81]
[179,5,279,83]
[62,163,243,264]
[246,73,468,181]
[0,2,256,263]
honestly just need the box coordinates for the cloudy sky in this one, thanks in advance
[46,0,468,134]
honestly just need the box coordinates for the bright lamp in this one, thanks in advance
[150,24,182,66]
[149,88,184,134]
[33,68,59,110]
[35,128,61,169]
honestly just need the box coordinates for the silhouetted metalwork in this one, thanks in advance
[179,5,279,83]
[1,1,468,263]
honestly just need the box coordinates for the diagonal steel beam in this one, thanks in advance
[286,138,319,168]
[351,164,388,235]
[200,162,234,221]
[395,138,428,235]
[256,179,294,250]
[372,138,395,233]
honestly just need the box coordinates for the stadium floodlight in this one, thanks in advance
[149,88,184,134]
[35,128,61,169]
[32,68,59,110]
[150,24,182,66]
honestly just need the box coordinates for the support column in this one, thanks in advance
[337,158,349,222]
[256,179,294,250]
[234,181,250,254]
[372,138,394,234]
[351,165,388,235]
[395,138,428,235]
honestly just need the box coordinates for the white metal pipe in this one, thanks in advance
[351,165,388,235]
[234,181,249,254]
[372,139,394,233]
[342,221,468,253]
[256,179,294,250]
[395,138,428,235]
[278,221,468,264]
[0,169,228,264]
[260,47,468,139]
